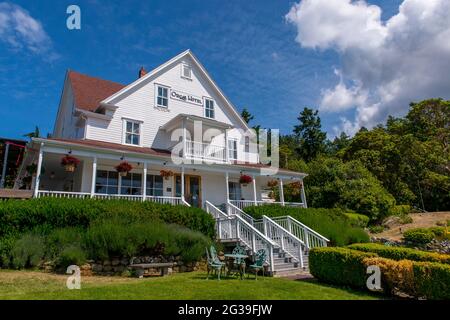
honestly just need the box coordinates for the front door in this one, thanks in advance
[174,174,202,207]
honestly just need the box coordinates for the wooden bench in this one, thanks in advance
[129,263,174,278]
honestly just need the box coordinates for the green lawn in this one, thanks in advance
[0,270,382,300]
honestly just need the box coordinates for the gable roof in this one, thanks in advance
[68,71,126,112]
[101,49,250,130]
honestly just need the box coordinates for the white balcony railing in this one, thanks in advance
[229,200,305,210]
[185,139,226,162]
[36,190,186,206]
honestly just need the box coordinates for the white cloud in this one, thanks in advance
[0,2,52,54]
[286,0,450,135]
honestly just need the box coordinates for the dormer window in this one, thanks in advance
[181,64,192,80]
[205,98,215,119]
[156,85,168,108]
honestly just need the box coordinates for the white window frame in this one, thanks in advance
[155,84,169,108]
[122,118,142,146]
[228,138,238,160]
[204,98,215,119]
[181,63,192,80]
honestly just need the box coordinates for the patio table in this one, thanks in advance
[224,254,248,279]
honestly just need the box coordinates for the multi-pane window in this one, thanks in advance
[95,170,118,195]
[228,182,242,201]
[125,120,140,145]
[156,85,168,108]
[146,174,164,196]
[228,138,238,160]
[121,172,142,195]
[205,98,214,119]
[245,136,250,153]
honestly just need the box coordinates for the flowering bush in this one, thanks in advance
[115,161,133,173]
[239,175,252,185]
[267,180,278,188]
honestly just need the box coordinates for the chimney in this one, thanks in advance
[138,66,147,78]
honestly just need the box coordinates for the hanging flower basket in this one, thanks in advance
[267,180,278,188]
[61,155,80,172]
[239,174,253,186]
[115,161,133,177]
[160,169,174,180]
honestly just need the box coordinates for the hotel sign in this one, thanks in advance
[170,89,203,106]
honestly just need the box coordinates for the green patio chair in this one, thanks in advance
[248,249,267,280]
[206,246,225,280]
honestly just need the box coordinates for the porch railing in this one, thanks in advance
[36,190,186,206]
[185,139,226,162]
[230,200,305,210]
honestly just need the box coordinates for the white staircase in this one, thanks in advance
[205,201,329,276]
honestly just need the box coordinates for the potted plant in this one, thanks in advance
[61,155,80,172]
[160,169,174,180]
[115,161,133,177]
[267,180,278,188]
[239,174,252,186]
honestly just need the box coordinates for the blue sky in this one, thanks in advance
[0,0,407,140]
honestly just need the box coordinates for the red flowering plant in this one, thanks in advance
[61,155,80,172]
[115,161,133,176]
[160,169,174,180]
[239,174,253,185]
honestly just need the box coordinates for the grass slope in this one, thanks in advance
[0,271,380,300]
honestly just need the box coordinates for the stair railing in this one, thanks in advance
[262,215,305,268]
[270,216,329,249]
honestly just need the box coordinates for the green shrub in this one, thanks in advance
[344,212,370,227]
[10,234,45,269]
[244,205,369,246]
[368,225,385,234]
[389,205,411,216]
[348,243,450,264]
[0,198,215,239]
[45,227,85,260]
[413,261,450,300]
[83,219,210,262]
[57,245,87,268]
[309,247,377,288]
[311,246,450,299]
[403,228,434,244]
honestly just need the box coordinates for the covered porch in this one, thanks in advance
[19,138,307,209]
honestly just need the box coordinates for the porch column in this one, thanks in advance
[90,157,97,198]
[252,175,257,205]
[142,162,147,201]
[182,118,187,159]
[225,172,229,203]
[300,180,308,208]
[33,143,44,198]
[181,166,185,202]
[224,129,229,163]
[279,178,285,206]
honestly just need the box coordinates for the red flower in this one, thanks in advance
[160,170,174,178]
[115,161,133,173]
[239,175,253,184]
[61,155,80,167]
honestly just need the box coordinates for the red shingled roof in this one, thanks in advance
[68,70,126,112]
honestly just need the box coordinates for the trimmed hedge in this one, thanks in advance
[244,205,370,246]
[0,198,216,239]
[403,228,434,244]
[348,243,450,264]
[309,247,377,288]
[310,247,450,299]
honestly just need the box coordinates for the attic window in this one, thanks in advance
[181,64,192,79]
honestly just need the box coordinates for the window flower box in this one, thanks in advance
[115,161,133,177]
[61,155,80,172]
